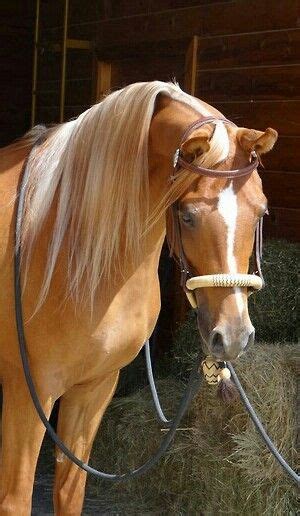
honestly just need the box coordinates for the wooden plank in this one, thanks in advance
[66,39,93,50]
[0,0,34,17]
[109,55,185,89]
[35,105,89,125]
[96,1,299,50]
[0,84,31,106]
[100,28,296,68]
[196,65,300,102]
[39,0,63,29]
[184,36,199,95]
[35,105,60,125]
[262,137,300,173]
[37,52,61,82]
[49,39,93,51]
[0,8,34,29]
[0,35,32,58]
[95,61,112,101]
[0,110,31,147]
[260,171,300,209]
[0,15,34,30]
[38,79,92,107]
[197,29,300,69]
[214,100,300,137]
[96,38,188,61]
[0,25,30,38]
[69,0,106,24]
[0,59,34,81]
[264,207,300,241]
[108,0,232,18]
[38,50,94,82]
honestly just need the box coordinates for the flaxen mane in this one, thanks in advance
[20,81,229,310]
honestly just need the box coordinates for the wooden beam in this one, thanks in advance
[66,38,92,50]
[96,2,299,50]
[60,0,69,122]
[95,61,111,101]
[264,207,300,241]
[31,0,40,127]
[213,100,300,137]
[195,65,300,103]
[261,170,300,209]
[48,39,92,52]
[184,36,198,95]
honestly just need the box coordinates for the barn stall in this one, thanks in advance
[0,1,299,514]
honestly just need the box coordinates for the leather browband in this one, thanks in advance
[171,116,259,180]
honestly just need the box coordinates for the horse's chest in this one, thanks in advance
[86,294,160,376]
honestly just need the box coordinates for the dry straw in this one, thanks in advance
[88,344,298,515]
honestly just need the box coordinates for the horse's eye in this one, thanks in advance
[180,211,195,227]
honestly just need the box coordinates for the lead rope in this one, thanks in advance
[14,155,202,481]
[145,342,299,485]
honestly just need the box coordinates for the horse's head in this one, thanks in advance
[165,115,278,361]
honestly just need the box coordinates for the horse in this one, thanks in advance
[0,81,277,515]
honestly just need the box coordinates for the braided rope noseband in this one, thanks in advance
[170,116,263,308]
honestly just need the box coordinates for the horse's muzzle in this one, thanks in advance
[208,325,255,361]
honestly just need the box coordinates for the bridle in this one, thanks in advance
[168,116,264,309]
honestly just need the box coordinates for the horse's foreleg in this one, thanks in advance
[53,371,119,516]
[0,378,53,515]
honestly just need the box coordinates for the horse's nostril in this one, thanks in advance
[210,331,224,355]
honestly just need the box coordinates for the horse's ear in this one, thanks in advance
[237,127,278,155]
[180,128,211,162]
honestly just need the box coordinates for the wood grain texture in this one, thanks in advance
[96,38,189,61]
[38,79,93,109]
[260,171,300,209]
[95,61,112,101]
[262,137,300,173]
[110,55,185,88]
[197,29,300,69]
[108,0,233,18]
[214,100,300,137]
[264,207,300,241]
[35,105,90,125]
[2,0,298,240]
[38,49,94,82]
[0,3,34,146]
[184,36,199,95]
[196,65,300,102]
[96,1,299,49]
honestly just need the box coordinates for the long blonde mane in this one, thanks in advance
[22,81,228,309]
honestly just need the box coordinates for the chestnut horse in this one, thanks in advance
[0,81,277,515]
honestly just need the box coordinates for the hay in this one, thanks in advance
[248,239,299,342]
[87,344,298,515]
[86,239,299,513]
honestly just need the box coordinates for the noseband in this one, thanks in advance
[169,116,264,308]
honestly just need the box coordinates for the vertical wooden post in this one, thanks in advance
[31,0,40,127]
[184,35,199,95]
[94,61,112,101]
[60,0,69,122]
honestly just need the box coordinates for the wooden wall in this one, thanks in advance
[0,1,35,146]
[20,1,300,241]
[192,28,300,241]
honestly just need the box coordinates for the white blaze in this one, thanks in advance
[217,181,244,316]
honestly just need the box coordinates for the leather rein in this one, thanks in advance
[168,116,264,309]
